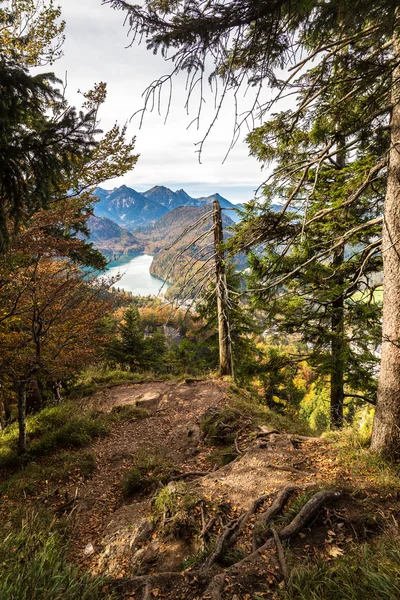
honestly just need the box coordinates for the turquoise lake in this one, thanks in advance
[106,254,168,296]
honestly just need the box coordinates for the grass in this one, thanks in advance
[0,512,115,600]
[67,365,154,398]
[0,403,108,470]
[0,396,152,472]
[228,385,313,436]
[108,404,150,422]
[0,450,97,501]
[153,481,201,537]
[351,287,383,304]
[279,536,400,600]
[325,427,400,492]
[121,449,175,497]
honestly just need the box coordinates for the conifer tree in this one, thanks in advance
[108,0,400,455]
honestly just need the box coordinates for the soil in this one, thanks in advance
[4,378,400,600]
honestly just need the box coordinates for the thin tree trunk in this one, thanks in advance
[330,125,346,428]
[213,200,234,379]
[3,395,11,423]
[18,380,27,455]
[371,15,400,457]
[331,286,345,427]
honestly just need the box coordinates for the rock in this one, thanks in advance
[130,518,154,547]
[84,542,95,556]
[135,391,161,410]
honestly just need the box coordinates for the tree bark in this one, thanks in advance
[371,15,400,457]
[18,380,27,455]
[330,122,346,427]
[330,248,345,428]
[213,200,234,378]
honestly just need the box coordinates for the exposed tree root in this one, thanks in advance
[278,489,341,540]
[265,462,310,474]
[110,486,341,600]
[172,471,210,480]
[253,485,298,549]
[271,526,289,583]
[202,488,342,598]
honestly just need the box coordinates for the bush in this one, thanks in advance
[0,513,114,600]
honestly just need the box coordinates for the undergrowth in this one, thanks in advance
[0,513,115,600]
[228,385,313,436]
[0,451,97,501]
[122,450,175,497]
[325,428,400,491]
[67,365,156,398]
[280,536,400,600]
[0,403,108,470]
[153,481,201,537]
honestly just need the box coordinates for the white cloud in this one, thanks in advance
[52,0,268,203]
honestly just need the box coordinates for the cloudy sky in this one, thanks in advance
[52,0,269,203]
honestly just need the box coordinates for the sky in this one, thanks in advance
[52,0,269,203]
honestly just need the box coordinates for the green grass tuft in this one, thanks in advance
[0,513,115,600]
[153,481,200,537]
[0,403,108,470]
[108,405,150,422]
[279,537,400,600]
[121,450,174,497]
[67,365,157,398]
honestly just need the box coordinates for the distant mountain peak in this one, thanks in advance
[93,184,244,228]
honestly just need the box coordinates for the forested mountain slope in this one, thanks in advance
[87,215,145,256]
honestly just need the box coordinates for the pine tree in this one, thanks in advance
[107,305,145,369]
[108,0,400,455]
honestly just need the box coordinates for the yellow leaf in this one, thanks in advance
[329,546,344,557]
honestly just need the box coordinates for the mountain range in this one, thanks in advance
[93,185,243,229]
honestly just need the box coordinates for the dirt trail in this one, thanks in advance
[69,379,229,568]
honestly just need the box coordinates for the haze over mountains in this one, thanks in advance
[93,185,243,229]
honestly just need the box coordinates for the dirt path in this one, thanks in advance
[68,379,229,569]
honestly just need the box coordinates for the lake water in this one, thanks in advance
[106,254,168,296]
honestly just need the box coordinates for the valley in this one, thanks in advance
[89,185,243,295]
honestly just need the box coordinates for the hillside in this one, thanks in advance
[137,205,236,295]
[87,215,145,257]
[1,378,399,600]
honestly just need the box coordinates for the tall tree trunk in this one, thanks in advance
[330,123,346,428]
[18,380,27,455]
[213,200,234,379]
[371,17,400,456]
[331,248,345,428]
